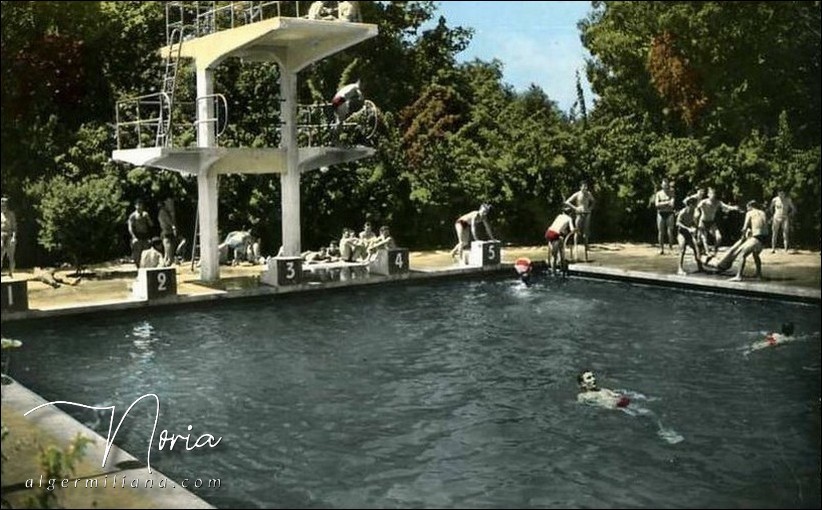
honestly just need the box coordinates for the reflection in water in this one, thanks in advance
[129,320,157,362]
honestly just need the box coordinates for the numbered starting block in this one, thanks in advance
[260,257,303,287]
[368,248,410,276]
[468,240,501,267]
[133,267,177,300]
[1,279,29,312]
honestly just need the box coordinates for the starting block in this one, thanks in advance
[261,257,302,287]
[368,248,410,276]
[1,279,28,312]
[133,267,177,300]
[468,240,501,267]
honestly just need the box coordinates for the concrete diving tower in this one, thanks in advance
[112,16,378,282]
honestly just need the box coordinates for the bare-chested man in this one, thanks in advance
[564,181,595,262]
[576,370,630,409]
[675,196,703,275]
[728,200,768,281]
[450,204,494,263]
[1,196,17,277]
[655,178,676,255]
[544,205,576,275]
[695,187,740,257]
[769,190,797,253]
[745,322,795,356]
[708,200,768,279]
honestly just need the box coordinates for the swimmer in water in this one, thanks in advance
[576,370,631,409]
[514,258,549,286]
[746,322,796,354]
[514,257,534,286]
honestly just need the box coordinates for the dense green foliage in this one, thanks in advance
[1,1,819,267]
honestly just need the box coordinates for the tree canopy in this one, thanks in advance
[1,1,819,268]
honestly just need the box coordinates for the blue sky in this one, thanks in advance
[428,1,596,113]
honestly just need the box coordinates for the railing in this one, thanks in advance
[115,93,229,150]
[194,94,230,139]
[165,1,353,41]
[115,92,172,150]
[298,100,379,146]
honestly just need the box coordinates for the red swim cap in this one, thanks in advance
[616,396,630,408]
[514,258,531,275]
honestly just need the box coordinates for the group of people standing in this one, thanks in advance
[127,198,184,269]
[653,180,797,280]
[447,182,595,276]
[542,182,596,275]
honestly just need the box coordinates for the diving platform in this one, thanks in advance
[112,146,375,176]
[161,17,378,72]
[111,2,379,282]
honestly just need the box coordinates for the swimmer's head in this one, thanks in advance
[746,199,758,210]
[781,322,794,336]
[562,204,575,214]
[520,271,533,286]
[684,196,697,207]
[577,370,597,391]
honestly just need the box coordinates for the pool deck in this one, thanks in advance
[1,243,819,324]
[1,242,819,509]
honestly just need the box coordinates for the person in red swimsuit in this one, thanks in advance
[545,205,576,275]
[450,204,495,264]
[576,370,631,409]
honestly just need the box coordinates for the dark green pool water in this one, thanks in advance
[5,277,820,508]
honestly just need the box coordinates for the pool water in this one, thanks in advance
[5,277,821,508]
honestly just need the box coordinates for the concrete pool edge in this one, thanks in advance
[1,263,819,323]
[568,265,821,304]
[1,379,214,509]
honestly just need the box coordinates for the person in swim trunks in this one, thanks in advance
[545,205,576,275]
[564,181,595,262]
[747,322,795,354]
[675,196,703,275]
[450,204,495,264]
[576,370,630,409]
[728,200,768,281]
[707,200,768,278]
[655,178,676,255]
[695,187,740,257]
[769,189,797,253]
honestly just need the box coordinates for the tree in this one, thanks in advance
[35,175,128,273]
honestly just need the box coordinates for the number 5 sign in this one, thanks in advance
[469,240,502,267]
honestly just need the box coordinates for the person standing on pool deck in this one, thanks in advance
[675,196,703,275]
[576,370,630,409]
[1,196,17,277]
[728,200,768,282]
[564,181,595,262]
[128,198,154,269]
[654,178,676,255]
[545,205,576,276]
[157,198,178,266]
[695,187,740,257]
[450,204,495,263]
[769,189,796,254]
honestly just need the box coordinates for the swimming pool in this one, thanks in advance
[5,277,820,508]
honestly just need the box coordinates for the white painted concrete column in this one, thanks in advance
[196,66,220,281]
[280,69,301,256]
